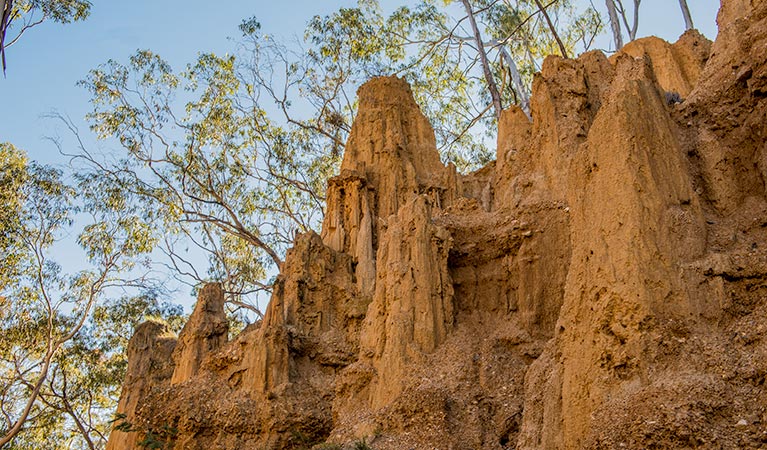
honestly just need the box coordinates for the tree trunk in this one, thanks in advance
[605,0,623,50]
[1,0,12,74]
[533,0,569,58]
[499,46,531,117]
[0,348,54,447]
[628,0,640,41]
[460,0,503,119]
[678,0,694,30]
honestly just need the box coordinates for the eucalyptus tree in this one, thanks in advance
[0,143,25,290]
[0,143,181,448]
[603,0,643,50]
[0,0,91,74]
[75,41,337,316]
[308,0,601,156]
[603,0,697,51]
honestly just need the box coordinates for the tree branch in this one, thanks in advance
[460,0,503,119]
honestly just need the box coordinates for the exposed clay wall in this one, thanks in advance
[107,1,767,448]
[106,321,176,450]
[170,283,228,385]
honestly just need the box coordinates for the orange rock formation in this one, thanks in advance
[107,1,767,448]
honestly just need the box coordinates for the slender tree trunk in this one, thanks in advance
[605,0,623,50]
[678,0,694,30]
[0,268,107,447]
[0,349,55,447]
[533,0,569,58]
[628,0,640,41]
[63,398,97,450]
[460,0,503,119]
[1,0,12,74]
[499,46,531,117]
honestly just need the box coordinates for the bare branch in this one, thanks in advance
[460,0,503,118]
[678,0,693,30]
[533,0,569,58]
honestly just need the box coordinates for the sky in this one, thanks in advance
[0,0,358,165]
[0,0,720,308]
[1,0,720,166]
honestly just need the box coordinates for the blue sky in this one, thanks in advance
[0,0,358,164]
[0,0,719,165]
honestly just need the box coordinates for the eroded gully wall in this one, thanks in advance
[107,1,767,448]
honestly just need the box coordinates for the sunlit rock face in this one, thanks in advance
[108,2,767,447]
[106,321,176,450]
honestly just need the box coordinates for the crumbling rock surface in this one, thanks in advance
[358,195,454,409]
[618,29,712,97]
[106,321,176,450]
[108,1,767,448]
[170,283,228,385]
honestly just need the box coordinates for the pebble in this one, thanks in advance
[736,419,749,427]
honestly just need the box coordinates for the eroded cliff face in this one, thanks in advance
[106,321,176,450]
[108,1,767,448]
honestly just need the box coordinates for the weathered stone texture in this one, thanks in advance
[107,1,767,447]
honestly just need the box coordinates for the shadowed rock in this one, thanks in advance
[106,321,176,450]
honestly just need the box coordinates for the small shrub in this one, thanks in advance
[109,412,178,449]
[110,412,135,433]
[137,424,178,450]
[288,430,323,449]
[353,438,373,450]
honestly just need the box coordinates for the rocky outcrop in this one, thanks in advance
[618,29,712,97]
[684,0,767,215]
[358,195,454,409]
[337,77,456,220]
[106,321,176,450]
[518,52,708,449]
[107,1,767,448]
[516,2,767,448]
[170,283,228,385]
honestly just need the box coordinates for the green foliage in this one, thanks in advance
[303,0,602,170]
[239,16,261,36]
[109,414,180,450]
[77,41,339,311]
[13,0,91,23]
[1,0,91,72]
[110,412,133,432]
[0,145,182,448]
[353,437,373,450]
[137,424,178,450]
[0,143,27,290]
[484,0,602,71]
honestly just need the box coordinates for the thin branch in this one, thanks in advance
[605,0,623,50]
[460,0,503,118]
[533,0,569,58]
[678,0,693,30]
